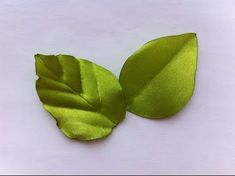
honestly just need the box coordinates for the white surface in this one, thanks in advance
[1,0,235,174]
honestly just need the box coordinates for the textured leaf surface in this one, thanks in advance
[119,33,198,118]
[35,54,126,140]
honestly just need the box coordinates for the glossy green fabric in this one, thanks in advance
[119,33,198,118]
[35,54,126,140]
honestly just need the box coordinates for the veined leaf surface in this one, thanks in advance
[35,54,126,140]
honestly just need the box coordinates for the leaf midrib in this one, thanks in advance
[128,37,195,106]
[39,58,97,109]
[38,58,117,125]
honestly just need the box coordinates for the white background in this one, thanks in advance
[1,0,235,174]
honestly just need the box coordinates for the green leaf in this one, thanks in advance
[35,54,126,140]
[119,33,198,118]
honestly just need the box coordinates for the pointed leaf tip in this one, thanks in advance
[119,33,198,119]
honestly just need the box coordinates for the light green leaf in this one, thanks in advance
[35,54,126,140]
[119,33,198,118]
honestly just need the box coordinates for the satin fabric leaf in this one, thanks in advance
[119,33,198,118]
[35,54,126,140]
